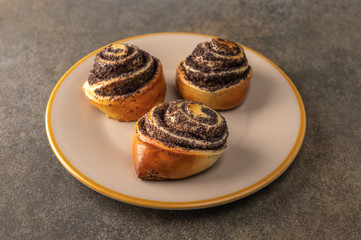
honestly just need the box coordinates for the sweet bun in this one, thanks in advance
[176,37,252,110]
[82,43,166,121]
[132,99,229,180]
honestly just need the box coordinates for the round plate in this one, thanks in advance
[46,32,306,210]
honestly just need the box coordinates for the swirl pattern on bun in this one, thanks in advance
[181,38,251,91]
[87,43,159,99]
[176,38,252,110]
[133,100,229,180]
[137,100,228,150]
[82,43,166,121]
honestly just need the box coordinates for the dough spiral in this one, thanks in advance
[82,43,166,122]
[136,100,228,150]
[180,38,251,91]
[86,43,160,100]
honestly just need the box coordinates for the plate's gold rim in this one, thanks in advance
[45,32,306,210]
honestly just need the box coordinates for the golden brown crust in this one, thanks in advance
[82,63,166,121]
[132,125,222,180]
[176,59,252,110]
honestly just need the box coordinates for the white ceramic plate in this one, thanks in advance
[46,33,306,210]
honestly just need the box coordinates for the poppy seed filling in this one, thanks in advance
[87,43,159,98]
[181,38,251,91]
[137,100,229,150]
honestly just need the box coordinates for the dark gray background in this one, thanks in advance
[1,0,360,239]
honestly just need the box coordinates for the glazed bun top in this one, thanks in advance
[136,100,229,151]
[180,38,251,91]
[87,43,160,100]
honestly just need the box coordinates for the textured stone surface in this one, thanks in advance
[1,0,360,239]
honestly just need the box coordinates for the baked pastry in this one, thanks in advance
[82,43,166,121]
[132,99,229,180]
[176,37,252,110]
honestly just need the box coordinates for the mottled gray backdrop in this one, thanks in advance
[1,0,360,239]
